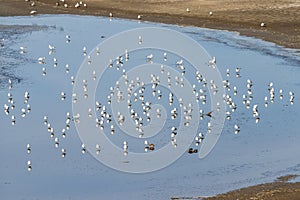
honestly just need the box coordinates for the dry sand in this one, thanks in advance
[0,0,299,49]
[1,0,300,199]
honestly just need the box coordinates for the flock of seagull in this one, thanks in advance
[0,16,295,173]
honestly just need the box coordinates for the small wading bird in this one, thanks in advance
[188,148,198,154]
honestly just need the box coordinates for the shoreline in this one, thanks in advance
[0,0,299,49]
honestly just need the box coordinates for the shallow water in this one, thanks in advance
[0,15,299,200]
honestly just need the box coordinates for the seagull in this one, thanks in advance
[289,91,294,105]
[61,128,66,138]
[260,22,266,27]
[88,55,91,64]
[8,79,12,90]
[48,44,55,51]
[66,35,70,43]
[38,57,46,64]
[53,57,58,67]
[27,144,31,154]
[235,67,241,78]
[61,92,66,101]
[27,160,32,172]
[80,144,86,154]
[20,46,26,54]
[146,54,153,62]
[10,100,15,110]
[83,47,87,56]
[21,108,26,118]
[4,104,9,115]
[209,11,213,16]
[234,124,240,134]
[96,144,101,155]
[55,137,59,148]
[226,68,230,77]
[11,115,15,126]
[123,141,128,156]
[176,59,183,65]
[264,96,268,107]
[65,64,69,73]
[195,132,204,146]
[226,111,231,120]
[43,116,48,125]
[7,92,13,103]
[42,67,46,76]
[30,10,37,15]
[61,148,66,158]
[209,56,216,65]
[233,86,237,96]
[279,89,283,100]
[255,116,260,123]
[110,124,115,134]
[163,52,167,61]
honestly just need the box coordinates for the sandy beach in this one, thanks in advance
[1,1,300,200]
[0,0,299,49]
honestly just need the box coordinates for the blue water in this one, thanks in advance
[0,15,299,200]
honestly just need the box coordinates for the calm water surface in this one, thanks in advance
[0,15,299,200]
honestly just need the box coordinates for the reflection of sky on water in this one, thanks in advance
[0,15,299,199]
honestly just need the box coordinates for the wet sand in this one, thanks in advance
[0,0,299,49]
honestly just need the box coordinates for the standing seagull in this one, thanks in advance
[66,35,71,43]
[234,124,240,134]
[27,160,32,172]
[27,144,31,154]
